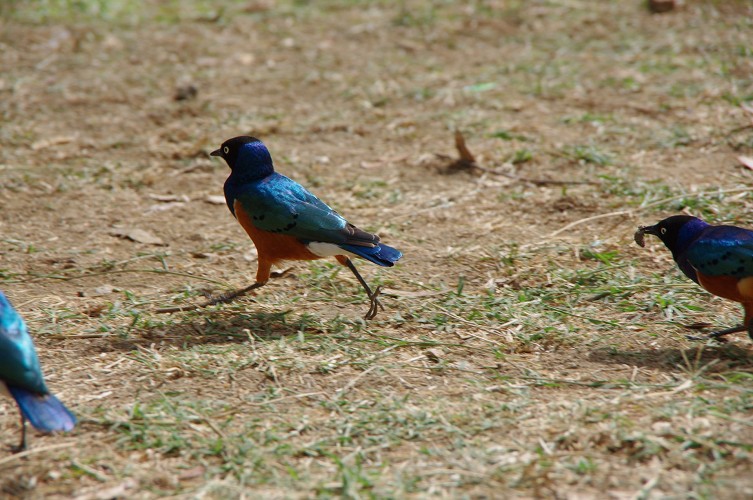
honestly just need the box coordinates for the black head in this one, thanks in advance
[211,136,274,180]
[634,215,701,251]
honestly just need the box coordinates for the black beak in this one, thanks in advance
[210,149,222,157]
[634,225,658,247]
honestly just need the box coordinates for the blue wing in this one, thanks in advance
[230,173,381,247]
[685,226,753,278]
[0,293,48,395]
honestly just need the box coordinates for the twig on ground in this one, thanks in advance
[0,442,75,467]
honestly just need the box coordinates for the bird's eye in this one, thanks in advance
[223,146,229,154]
[660,227,667,235]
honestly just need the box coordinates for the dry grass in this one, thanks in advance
[1,0,753,498]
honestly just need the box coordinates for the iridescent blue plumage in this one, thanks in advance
[636,215,753,341]
[220,137,402,267]
[685,226,753,278]
[212,136,402,319]
[227,173,349,242]
[0,291,76,449]
[0,294,47,395]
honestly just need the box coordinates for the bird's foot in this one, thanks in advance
[9,442,26,454]
[364,285,385,320]
[10,428,27,453]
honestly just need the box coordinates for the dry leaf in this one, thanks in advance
[454,130,476,164]
[205,195,226,205]
[178,466,206,481]
[737,156,753,170]
[381,288,450,298]
[31,135,76,150]
[82,304,107,317]
[148,193,189,202]
[145,202,186,213]
[109,228,166,246]
[78,284,117,298]
[425,348,444,363]
[73,479,138,500]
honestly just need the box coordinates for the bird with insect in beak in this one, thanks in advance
[635,215,753,342]
[208,136,402,319]
[0,291,76,452]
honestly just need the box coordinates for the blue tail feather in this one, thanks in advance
[340,243,402,267]
[8,386,76,433]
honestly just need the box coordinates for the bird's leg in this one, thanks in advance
[209,281,267,305]
[208,258,274,305]
[686,324,744,342]
[205,266,297,305]
[201,267,293,307]
[342,258,384,320]
[11,415,27,453]
[745,305,753,342]
[688,304,753,342]
[156,262,291,314]
[709,324,745,341]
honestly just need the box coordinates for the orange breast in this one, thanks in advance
[234,201,320,263]
[696,272,753,329]
[696,272,746,303]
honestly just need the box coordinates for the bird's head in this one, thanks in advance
[211,136,274,180]
[634,215,704,251]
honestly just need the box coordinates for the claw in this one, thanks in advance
[364,285,384,320]
[10,417,27,453]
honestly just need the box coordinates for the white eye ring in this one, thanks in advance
[223,146,230,154]
[660,227,667,235]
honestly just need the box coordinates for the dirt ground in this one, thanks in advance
[1,0,753,498]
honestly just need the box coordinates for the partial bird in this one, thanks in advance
[635,215,753,341]
[0,291,76,451]
[211,136,402,319]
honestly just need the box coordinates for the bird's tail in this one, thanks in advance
[8,386,76,433]
[340,243,402,267]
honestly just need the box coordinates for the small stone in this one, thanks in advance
[174,84,198,101]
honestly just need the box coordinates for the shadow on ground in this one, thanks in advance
[588,343,753,373]
[75,309,319,354]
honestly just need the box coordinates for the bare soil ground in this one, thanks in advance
[1,0,753,498]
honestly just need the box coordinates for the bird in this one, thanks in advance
[0,291,76,452]
[635,215,753,341]
[210,136,402,319]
